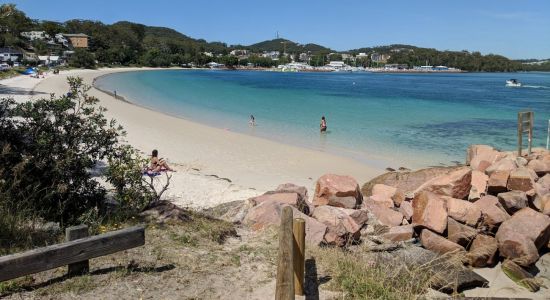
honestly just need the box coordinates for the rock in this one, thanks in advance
[467,145,501,171]
[250,192,300,207]
[497,191,528,214]
[414,167,472,199]
[412,191,448,234]
[534,194,550,215]
[496,207,550,266]
[393,190,406,207]
[486,158,517,176]
[276,183,308,201]
[367,194,394,208]
[253,183,312,215]
[140,200,192,223]
[507,168,536,192]
[487,170,510,194]
[468,170,488,201]
[312,205,362,246]
[473,195,510,230]
[445,197,481,227]
[313,174,362,208]
[244,201,327,245]
[381,224,414,242]
[365,204,404,227]
[467,234,498,267]
[420,229,465,255]
[340,208,369,227]
[501,259,541,292]
[447,217,477,247]
[399,200,414,221]
[361,166,463,199]
[527,159,550,176]
[204,200,253,224]
[371,184,397,199]
[516,156,529,167]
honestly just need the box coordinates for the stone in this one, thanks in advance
[467,145,501,171]
[447,217,477,247]
[469,170,488,201]
[412,191,448,234]
[527,159,550,176]
[486,158,517,176]
[371,184,396,199]
[367,194,394,208]
[249,192,300,207]
[276,183,308,201]
[496,230,539,266]
[204,200,254,224]
[467,234,498,267]
[507,168,536,192]
[365,205,404,227]
[420,229,465,255]
[244,200,327,245]
[381,224,414,242]
[473,195,510,230]
[393,190,406,207]
[444,197,481,227]
[313,174,362,208]
[497,191,528,214]
[534,194,550,215]
[487,170,510,194]
[312,205,362,246]
[414,167,472,199]
[399,200,414,221]
[340,208,369,227]
[516,156,529,167]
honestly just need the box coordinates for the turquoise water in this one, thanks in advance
[96,70,550,168]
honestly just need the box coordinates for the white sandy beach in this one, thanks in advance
[1,67,384,208]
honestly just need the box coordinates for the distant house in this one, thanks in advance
[356,52,369,58]
[63,33,89,48]
[206,62,224,69]
[371,53,391,63]
[55,33,69,47]
[38,55,61,66]
[262,51,279,60]
[21,31,49,41]
[0,47,23,62]
[230,49,248,56]
[299,52,309,61]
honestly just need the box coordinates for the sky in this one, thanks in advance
[8,0,550,59]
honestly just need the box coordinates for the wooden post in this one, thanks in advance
[275,206,294,300]
[528,111,534,155]
[293,218,305,296]
[66,224,89,276]
[518,112,523,157]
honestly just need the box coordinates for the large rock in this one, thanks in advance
[312,205,363,246]
[381,224,414,242]
[534,194,550,216]
[507,168,536,192]
[469,170,488,201]
[412,191,448,234]
[467,145,502,171]
[371,184,397,199]
[487,170,510,194]
[313,174,362,208]
[399,200,414,221]
[244,201,327,245]
[364,202,404,227]
[340,208,369,227]
[361,166,463,199]
[527,159,550,176]
[420,229,465,255]
[444,196,481,227]
[467,234,498,267]
[496,207,550,266]
[447,217,477,247]
[473,195,510,230]
[485,158,517,176]
[497,190,528,214]
[414,167,472,199]
[204,200,254,224]
[367,195,394,208]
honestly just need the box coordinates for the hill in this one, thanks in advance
[246,38,332,54]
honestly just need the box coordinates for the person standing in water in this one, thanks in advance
[249,114,256,126]
[320,116,327,132]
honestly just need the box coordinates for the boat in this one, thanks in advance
[506,79,522,87]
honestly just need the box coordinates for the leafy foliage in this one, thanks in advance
[69,49,96,68]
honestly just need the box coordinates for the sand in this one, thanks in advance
[1,67,384,208]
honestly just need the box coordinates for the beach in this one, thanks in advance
[0,67,383,208]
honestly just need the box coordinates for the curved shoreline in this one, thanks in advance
[31,67,385,196]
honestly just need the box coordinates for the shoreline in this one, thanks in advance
[25,67,385,207]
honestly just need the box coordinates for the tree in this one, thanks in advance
[69,49,96,68]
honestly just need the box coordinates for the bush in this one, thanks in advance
[69,49,96,69]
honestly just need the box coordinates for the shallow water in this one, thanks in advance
[96,70,550,168]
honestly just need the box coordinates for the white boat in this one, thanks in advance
[506,79,522,87]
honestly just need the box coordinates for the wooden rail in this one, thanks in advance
[275,206,306,299]
[0,225,145,282]
[518,111,534,156]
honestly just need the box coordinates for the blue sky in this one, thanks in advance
[10,0,550,59]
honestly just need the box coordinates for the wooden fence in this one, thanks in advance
[0,225,145,282]
[275,206,306,300]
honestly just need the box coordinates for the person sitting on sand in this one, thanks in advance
[249,114,256,126]
[320,116,327,132]
[149,149,175,172]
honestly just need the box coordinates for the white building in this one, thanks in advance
[38,55,61,66]
[230,49,248,56]
[21,31,50,41]
[206,61,224,68]
[356,52,369,58]
[55,33,69,47]
[0,47,23,62]
[262,51,280,60]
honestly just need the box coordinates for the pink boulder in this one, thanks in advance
[368,195,394,208]
[447,217,477,247]
[412,191,448,234]
[399,200,414,221]
[467,145,502,171]
[414,167,472,199]
[487,170,510,194]
[497,191,528,214]
[507,168,536,192]
[469,170,488,201]
[420,229,465,255]
[371,184,397,199]
[313,174,362,208]
[312,205,363,246]
[467,234,498,267]
[473,195,510,230]
[381,224,415,242]
[364,203,404,227]
[444,196,481,227]
[527,159,550,176]
[485,158,517,176]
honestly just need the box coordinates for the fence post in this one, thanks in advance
[275,206,294,300]
[66,224,89,276]
[293,218,305,296]
[518,112,523,156]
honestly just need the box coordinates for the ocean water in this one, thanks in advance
[96,70,550,169]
